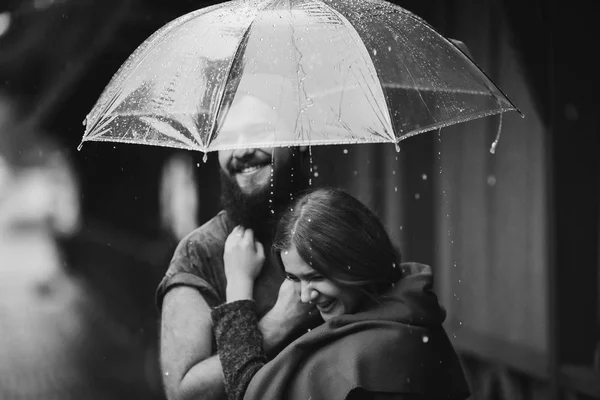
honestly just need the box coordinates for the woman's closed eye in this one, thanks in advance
[285,273,324,283]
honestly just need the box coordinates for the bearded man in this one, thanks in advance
[156,89,319,400]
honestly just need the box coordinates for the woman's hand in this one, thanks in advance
[224,226,265,302]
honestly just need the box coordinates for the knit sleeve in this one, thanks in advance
[211,300,267,400]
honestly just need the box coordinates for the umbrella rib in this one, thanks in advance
[353,66,396,140]
[314,0,395,140]
[389,31,439,125]
[205,14,259,148]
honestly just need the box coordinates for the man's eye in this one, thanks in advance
[308,276,323,282]
[285,274,299,282]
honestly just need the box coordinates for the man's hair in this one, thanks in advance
[272,187,402,299]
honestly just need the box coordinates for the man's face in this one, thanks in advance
[215,93,308,233]
[218,145,302,235]
[217,146,294,196]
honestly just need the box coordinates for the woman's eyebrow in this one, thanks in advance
[295,271,321,280]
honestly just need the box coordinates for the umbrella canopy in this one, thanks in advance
[79,0,521,155]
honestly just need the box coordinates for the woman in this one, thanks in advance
[212,188,469,400]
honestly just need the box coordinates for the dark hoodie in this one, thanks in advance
[211,263,470,400]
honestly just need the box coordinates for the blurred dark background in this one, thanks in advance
[0,0,597,399]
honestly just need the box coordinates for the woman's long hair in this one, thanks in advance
[272,187,403,302]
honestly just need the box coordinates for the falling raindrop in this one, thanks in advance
[422,335,429,343]
[394,143,400,152]
[392,170,396,175]
[268,154,275,214]
[196,163,200,167]
[422,173,428,180]
[394,186,398,192]
[165,371,170,376]
[489,112,504,154]
[414,193,420,200]
[487,175,497,186]
[343,148,348,154]
[308,145,313,186]
[353,170,358,176]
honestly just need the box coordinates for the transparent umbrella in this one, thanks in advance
[79,0,522,158]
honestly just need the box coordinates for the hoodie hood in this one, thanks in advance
[344,261,447,328]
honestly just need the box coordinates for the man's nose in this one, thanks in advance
[232,147,256,160]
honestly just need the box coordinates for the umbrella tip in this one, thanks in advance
[77,142,84,151]
[202,152,208,163]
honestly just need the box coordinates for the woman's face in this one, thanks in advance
[281,245,364,321]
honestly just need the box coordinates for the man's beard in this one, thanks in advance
[220,152,309,239]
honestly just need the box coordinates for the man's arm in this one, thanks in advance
[160,286,225,400]
[160,282,316,400]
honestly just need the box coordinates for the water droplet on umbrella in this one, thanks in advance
[395,143,400,152]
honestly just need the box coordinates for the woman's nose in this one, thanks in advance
[300,281,312,303]
[300,282,318,303]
